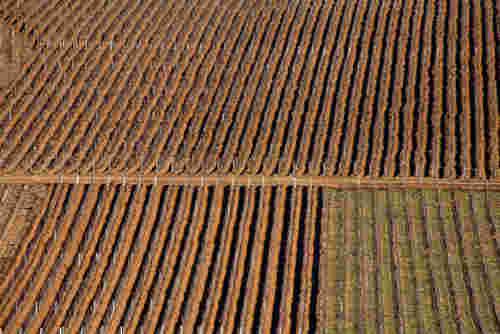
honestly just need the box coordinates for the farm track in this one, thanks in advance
[0,0,498,178]
[0,184,325,333]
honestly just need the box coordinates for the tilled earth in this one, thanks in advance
[1,0,499,333]
[0,0,499,178]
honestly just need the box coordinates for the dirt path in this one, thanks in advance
[1,174,500,190]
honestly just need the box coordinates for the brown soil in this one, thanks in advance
[0,0,498,179]
[0,184,48,282]
[0,0,499,332]
[0,19,31,89]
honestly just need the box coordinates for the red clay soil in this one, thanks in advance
[0,0,498,179]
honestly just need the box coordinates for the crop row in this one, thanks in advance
[1,0,499,178]
[0,184,324,334]
[324,188,500,333]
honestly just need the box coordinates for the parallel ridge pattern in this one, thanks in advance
[0,184,325,334]
[326,188,500,333]
[1,0,499,178]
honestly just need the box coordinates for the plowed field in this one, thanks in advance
[0,0,499,178]
[2,185,499,333]
[1,0,500,333]
[0,184,325,334]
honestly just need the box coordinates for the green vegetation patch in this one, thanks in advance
[323,188,500,334]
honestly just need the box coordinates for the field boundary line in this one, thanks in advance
[1,175,500,189]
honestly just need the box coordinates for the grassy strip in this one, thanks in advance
[326,189,345,333]
[374,190,397,333]
[439,189,476,331]
[407,190,439,333]
[422,189,459,332]
[358,190,378,334]
[486,190,500,249]
[470,190,500,327]
[344,190,360,333]
[389,190,418,334]
[454,190,498,332]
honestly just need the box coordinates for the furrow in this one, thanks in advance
[301,186,319,332]
[422,189,460,333]
[240,187,271,332]
[272,1,324,175]
[383,0,412,177]
[277,187,300,333]
[17,0,152,173]
[199,2,269,175]
[482,0,500,177]
[84,0,196,174]
[123,0,243,175]
[359,190,379,334]
[454,190,498,332]
[374,190,398,333]
[299,0,344,175]
[236,1,299,176]
[0,185,63,308]
[338,0,385,177]
[258,186,287,333]
[310,0,358,176]
[142,187,193,334]
[280,0,333,176]
[198,187,243,334]
[191,2,266,175]
[172,185,218,334]
[50,0,182,174]
[181,0,254,174]
[3,185,82,331]
[469,191,500,326]
[63,186,136,331]
[162,1,256,174]
[159,185,206,332]
[246,2,310,175]
[349,0,390,177]
[318,0,362,176]
[458,0,474,178]
[438,190,477,332]
[26,185,101,333]
[217,5,278,174]
[469,0,487,178]
[125,187,180,333]
[104,186,164,334]
[443,0,459,178]
[80,185,150,334]
[112,0,222,173]
[219,188,256,334]
[0,0,117,164]
[46,185,119,332]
